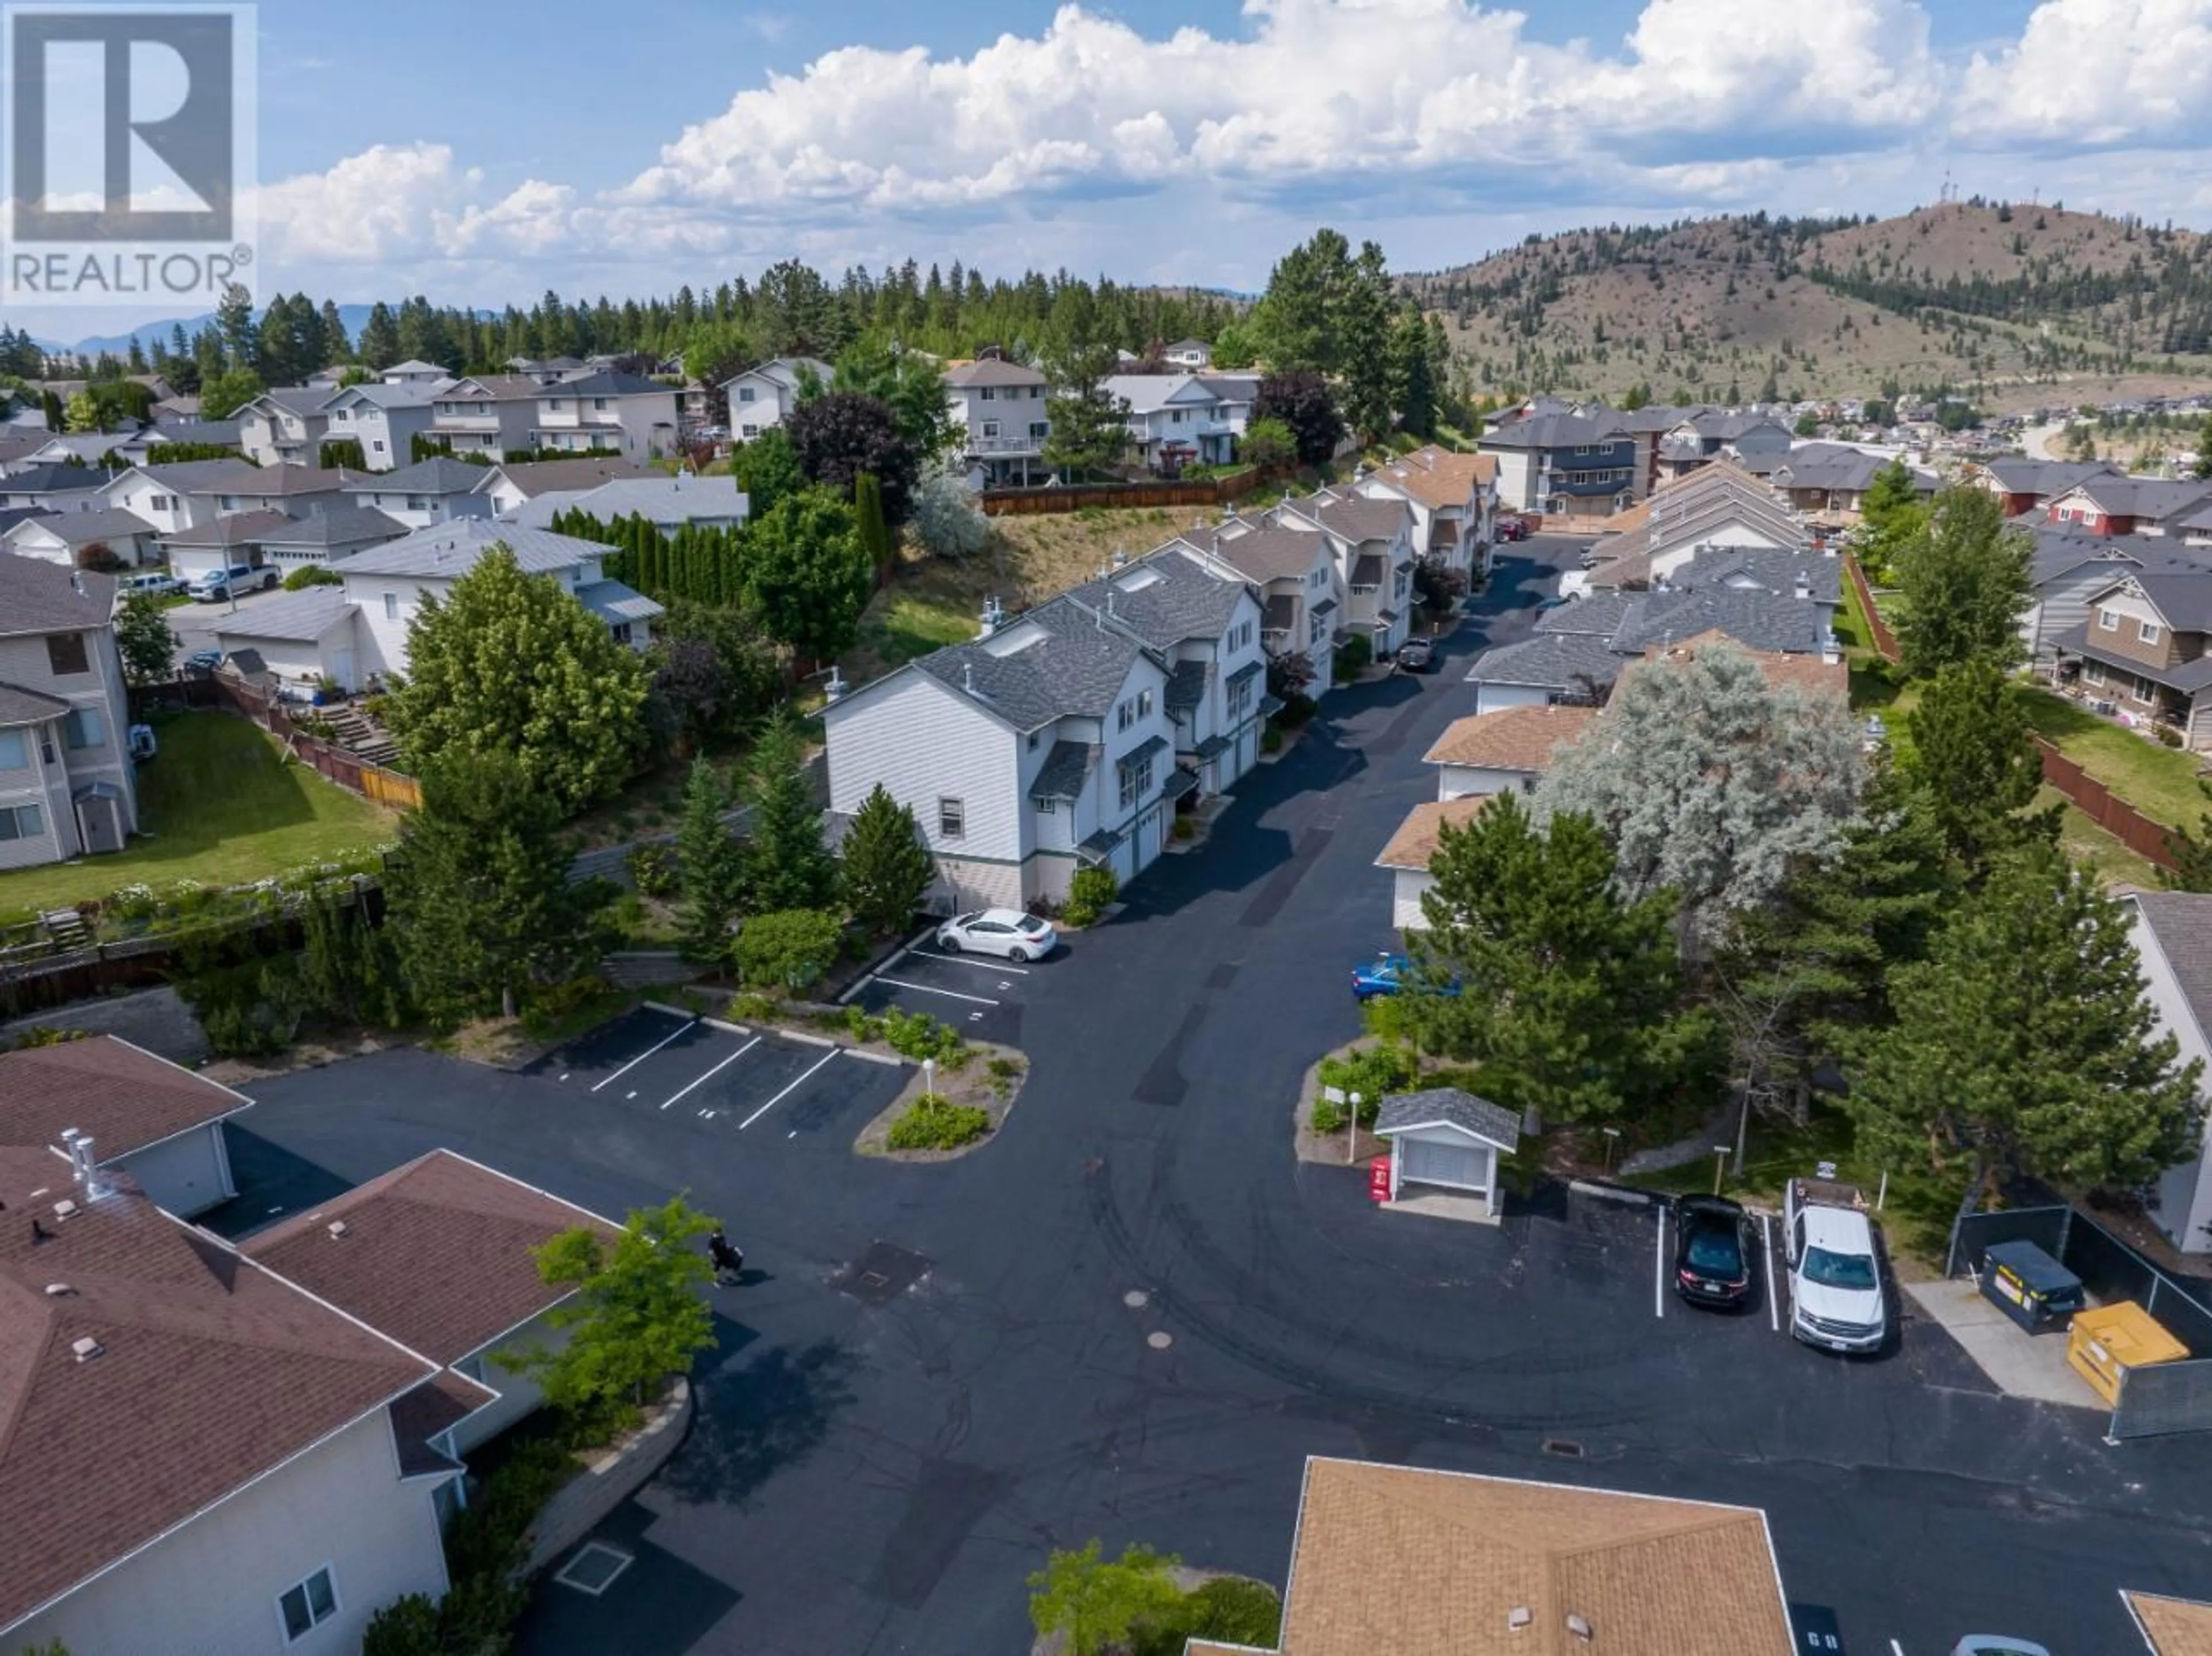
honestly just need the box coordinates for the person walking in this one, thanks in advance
[708,1227,745,1286]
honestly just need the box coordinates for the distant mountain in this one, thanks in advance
[40,304,504,360]
[1408,202,2212,404]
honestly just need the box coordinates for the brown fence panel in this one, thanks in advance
[363,767,422,811]
[979,469,1263,518]
[1842,554,1901,663]
[2035,738,2180,871]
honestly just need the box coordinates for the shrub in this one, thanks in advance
[887,1091,993,1151]
[880,1005,968,1066]
[362,1593,443,1656]
[1310,1043,1416,1131]
[1333,635,1372,682]
[1064,866,1119,928]
[2158,723,2185,748]
[519,974,619,1038]
[283,565,343,591]
[1274,690,1317,728]
[1260,726,1283,754]
[1131,1578,1285,1656]
[911,468,991,559]
[844,1004,887,1043]
[734,908,845,993]
[1171,814,1196,841]
[731,990,784,1023]
[627,841,681,899]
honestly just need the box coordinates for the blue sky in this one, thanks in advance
[18,0,2212,339]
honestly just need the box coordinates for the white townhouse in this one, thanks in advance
[527,370,680,461]
[719,356,832,441]
[1277,486,1418,661]
[236,387,336,467]
[0,558,137,867]
[1063,547,1271,797]
[378,358,453,387]
[1102,373,1258,470]
[942,357,1052,487]
[343,455,502,530]
[1195,512,1343,697]
[823,594,1181,912]
[1355,445,1499,579]
[2135,893,2212,1254]
[1162,338,1213,369]
[320,381,441,471]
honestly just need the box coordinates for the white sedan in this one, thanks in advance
[934,908,1058,962]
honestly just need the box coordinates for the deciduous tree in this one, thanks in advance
[1027,1542,1185,1656]
[787,390,919,525]
[739,488,874,666]
[113,591,176,685]
[1252,370,1344,467]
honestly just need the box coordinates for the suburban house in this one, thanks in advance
[2,507,158,569]
[1376,795,1490,931]
[480,456,649,518]
[378,359,454,387]
[1062,547,1271,799]
[505,354,588,384]
[1162,338,1212,369]
[2015,530,2206,668]
[236,388,336,467]
[98,458,259,535]
[1423,704,1597,801]
[525,370,680,460]
[943,357,1052,487]
[1356,445,1499,577]
[238,1148,621,1457]
[2051,568,2212,748]
[501,474,749,535]
[1374,1088,1522,1213]
[1101,373,1257,471]
[343,456,501,529]
[1187,1457,1794,1656]
[0,1034,252,1218]
[0,463,115,515]
[195,461,352,521]
[327,520,662,685]
[1480,410,1642,517]
[1584,462,1804,589]
[425,375,547,462]
[1764,443,1939,520]
[319,381,441,471]
[2044,475,2212,538]
[0,558,137,867]
[1194,514,1342,697]
[821,593,1181,910]
[253,507,410,576]
[719,357,831,441]
[1277,487,1418,661]
[1968,456,2119,517]
[159,510,294,587]
[2134,892,2212,1256]
[1654,410,1793,482]
[208,586,369,693]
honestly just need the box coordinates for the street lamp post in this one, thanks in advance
[1712,1145,1732,1196]
[1600,1126,1622,1174]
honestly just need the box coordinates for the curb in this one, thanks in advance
[1569,1178,1661,1207]
[641,999,695,1020]
[702,1016,749,1037]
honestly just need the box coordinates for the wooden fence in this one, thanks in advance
[206,679,423,811]
[2036,739,2181,871]
[980,468,1263,517]
[1842,553,1901,663]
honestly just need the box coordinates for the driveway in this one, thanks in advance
[210,537,2212,1656]
[168,580,295,656]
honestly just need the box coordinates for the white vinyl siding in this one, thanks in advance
[823,672,1022,867]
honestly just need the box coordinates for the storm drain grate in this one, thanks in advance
[1541,1438,1585,1459]
[835,1241,931,1306]
[554,1541,632,1596]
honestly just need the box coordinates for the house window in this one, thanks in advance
[1115,689,1154,732]
[277,1566,340,1644]
[593,398,608,411]
[1036,796,1056,815]
[1118,753,1154,811]
[1393,567,1410,600]
[741,424,760,438]
[1029,421,1050,440]
[407,497,427,512]
[46,632,89,676]
[979,387,998,401]
[2136,675,2156,702]
[737,387,756,403]
[2100,609,2120,630]
[938,797,965,839]
[548,398,565,410]
[382,593,399,621]
[372,440,385,454]
[0,729,25,769]
[2085,660,2107,686]
[611,623,632,646]
[1309,567,1327,587]
[65,709,104,750]
[0,803,44,841]
[1309,613,1327,646]
[982,422,1001,439]
[2141,620,2162,645]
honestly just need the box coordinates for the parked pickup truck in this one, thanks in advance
[1783,1177,1887,1354]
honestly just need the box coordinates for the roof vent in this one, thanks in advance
[44,1281,74,1296]
[327,1220,349,1239]
[1507,1606,1533,1632]
[71,1336,103,1363]
[51,1198,78,1220]
[1566,1613,1594,1642]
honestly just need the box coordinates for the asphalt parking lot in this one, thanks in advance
[840,925,1063,1048]
[525,1005,910,1145]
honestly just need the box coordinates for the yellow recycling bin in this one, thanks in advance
[2068,1301,2188,1407]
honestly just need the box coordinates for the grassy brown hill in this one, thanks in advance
[1410,203,2212,410]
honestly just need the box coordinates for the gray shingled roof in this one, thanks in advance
[2127,570,2212,633]
[1536,592,1634,638]
[912,595,1158,730]
[2073,476,2212,523]
[1982,458,2119,497]
[1478,410,1623,450]
[208,587,356,642]
[1,463,112,496]
[7,506,155,545]
[1612,589,1830,655]
[130,457,257,493]
[257,506,408,549]
[346,456,494,496]
[488,457,648,498]
[0,554,115,636]
[216,463,350,498]
[0,681,70,727]
[252,387,331,418]
[1375,1087,1521,1148]
[330,519,608,579]
[159,508,291,548]
[1293,491,1407,545]
[2134,892,2212,1038]
[575,580,665,625]
[1665,545,1842,605]
[1028,740,1093,801]
[1464,631,1623,693]
[1064,547,1247,648]
[503,475,748,530]
[544,370,673,399]
[943,358,1047,387]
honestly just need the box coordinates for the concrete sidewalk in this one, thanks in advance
[1904,1279,2104,1410]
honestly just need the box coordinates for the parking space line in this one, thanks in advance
[1762,1212,1779,1333]
[740,1049,839,1129]
[657,1035,761,1110]
[870,974,1001,1007]
[1653,1206,1666,1319]
[910,948,1031,976]
[591,1016,697,1093]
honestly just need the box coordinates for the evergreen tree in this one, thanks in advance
[854,471,892,583]
[1846,845,2205,1193]
[840,785,934,935]
[1899,656,2052,876]
[675,759,745,962]
[2161,809,2212,892]
[741,711,837,913]
[1893,485,2033,676]
[1041,344,1132,479]
[1388,307,1437,440]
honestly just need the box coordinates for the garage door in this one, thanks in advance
[1402,1136,1488,1193]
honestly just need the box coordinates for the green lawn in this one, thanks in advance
[2020,687,2210,830]
[851,591,979,675]
[0,710,396,921]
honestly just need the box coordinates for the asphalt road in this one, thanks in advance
[204,536,2212,1656]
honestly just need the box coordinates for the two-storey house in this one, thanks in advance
[0,557,137,867]
[1195,513,1340,695]
[378,358,453,387]
[528,371,679,461]
[1162,339,1212,369]
[320,381,441,471]
[425,375,544,462]
[1103,373,1241,470]
[1357,445,1499,579]
[2045,475,2212,538]
[1,508,158,569]
[97,458,254,535]
[236,388,335,467]
[0,463,114,515]
[2052,568,2212,748]
[1967,456,2118,517]
[943,358,1051,487]
[1277,487,1418,661]
[343,456,502,529]
[822,595,1179,912]
[1766,443,1938,520]
[1479,410,1641,518]
[1653,411,1793,482]
[1064,547,1270,797]
[719,357,831,442]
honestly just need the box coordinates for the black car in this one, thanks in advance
[1673,1194,1755,1309]
[1395,637,1435,672]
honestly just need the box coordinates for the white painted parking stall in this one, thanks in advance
[842,926,1043,1046]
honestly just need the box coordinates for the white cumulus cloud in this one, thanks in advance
[1955,0,2212,148]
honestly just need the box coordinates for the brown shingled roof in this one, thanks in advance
[0,1035,252,1162]
[241,1149,620,1365]
[1372,445,1495,511]
[1375,796,1495,872]
[2128,1590,2212,1656]
[1274,1459,1794,1655]
[0,1148,433,1634]
[1422,705,1597,775]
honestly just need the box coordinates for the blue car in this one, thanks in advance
[1351,953,1461,1001]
